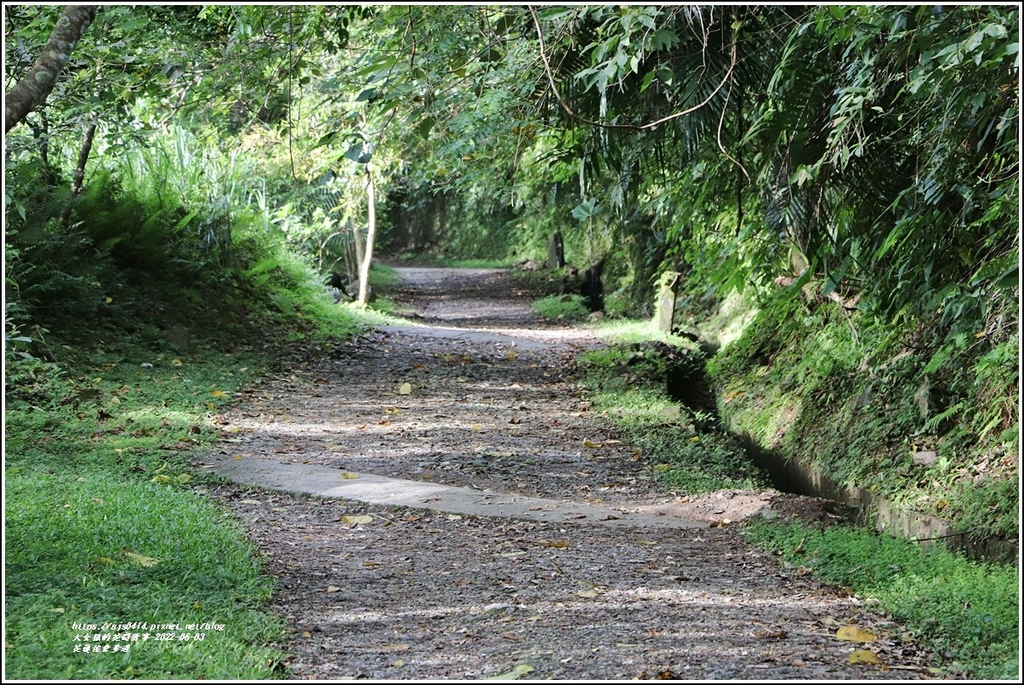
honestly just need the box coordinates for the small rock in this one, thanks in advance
[913,450,938,466]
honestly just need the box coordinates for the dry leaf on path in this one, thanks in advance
[342,515,373,525]
[836,625,878,643]
[399,382,412,395]
[848,649,883,665]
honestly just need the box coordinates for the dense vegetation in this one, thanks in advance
[4,4,1018,679]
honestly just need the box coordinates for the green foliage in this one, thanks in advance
[708,287,1018,543]
[532,294,589,321]
[745,520,1019,680]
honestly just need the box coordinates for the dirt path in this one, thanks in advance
[202,267,942,680]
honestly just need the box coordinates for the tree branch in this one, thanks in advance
[4,5,98,133]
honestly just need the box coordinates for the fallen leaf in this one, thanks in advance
[582,438,603,448]
[447,514,463,521]
[301,631,312,638]
[482,664,534,680]
[151,474,172,484]
[837,626,878,643]
[96,556,114,564]
[538,540,570,549]
[340,472,359,479]
[342,515,373,525]
[233,455,244,460]
[326,585,341,593]
[210,390,227,397]
[399,382,412,395]
[124,551,159,567]
[848,649,882,665]
[393,659,405,668]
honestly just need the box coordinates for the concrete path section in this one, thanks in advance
[205,453,704,531]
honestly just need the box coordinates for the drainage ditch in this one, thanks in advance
[658,340,1017,564]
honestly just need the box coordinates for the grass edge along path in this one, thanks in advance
[574,320,1020,681]
[4,350,289,680]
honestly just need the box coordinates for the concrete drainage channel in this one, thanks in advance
[205,453,705,531]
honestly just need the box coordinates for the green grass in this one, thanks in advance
[532,294,590,321]
[3,346,288,679]
[4,474,284,679]
[577,344,770,494]
[744,520,1020,680]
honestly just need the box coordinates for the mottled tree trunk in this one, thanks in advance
[58,121,97,230]
[4,5,98,133]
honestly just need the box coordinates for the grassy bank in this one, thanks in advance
[4,225,391,677]
[4,349,287,679]
[576,314,1019,680]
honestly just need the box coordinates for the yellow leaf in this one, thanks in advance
[505,351,518,361]
[482,664,534,680]
[340,471,359,479]
[207,403,217,410]
[151,474,172,484]
[210,390,227,397]
[326,585,341,593]
[836,626,878,643]
[342,515,373,525]
[538,540,570,549]
[96,557,114,564]
[399,382,412,395]
[171,358,183,366]
[105,296,113,304]
[124,552,159,567]
[393,659,405,667]
[302,631,312,638]
[689,436,700,443]
[472,424,482,431]
[583,438,603,448]
[233,455,244,460]
[847,649,882,665]
[175,473,191,484]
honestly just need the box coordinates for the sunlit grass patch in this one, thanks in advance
[578,344,770,494]
[4,345,287,679]
[532,294,590,321]
[4,472,285,679]
[744,520,1019,680]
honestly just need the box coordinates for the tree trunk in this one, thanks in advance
[59,121,97,230]
[4,5,98,133]
[357,166,376,306]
